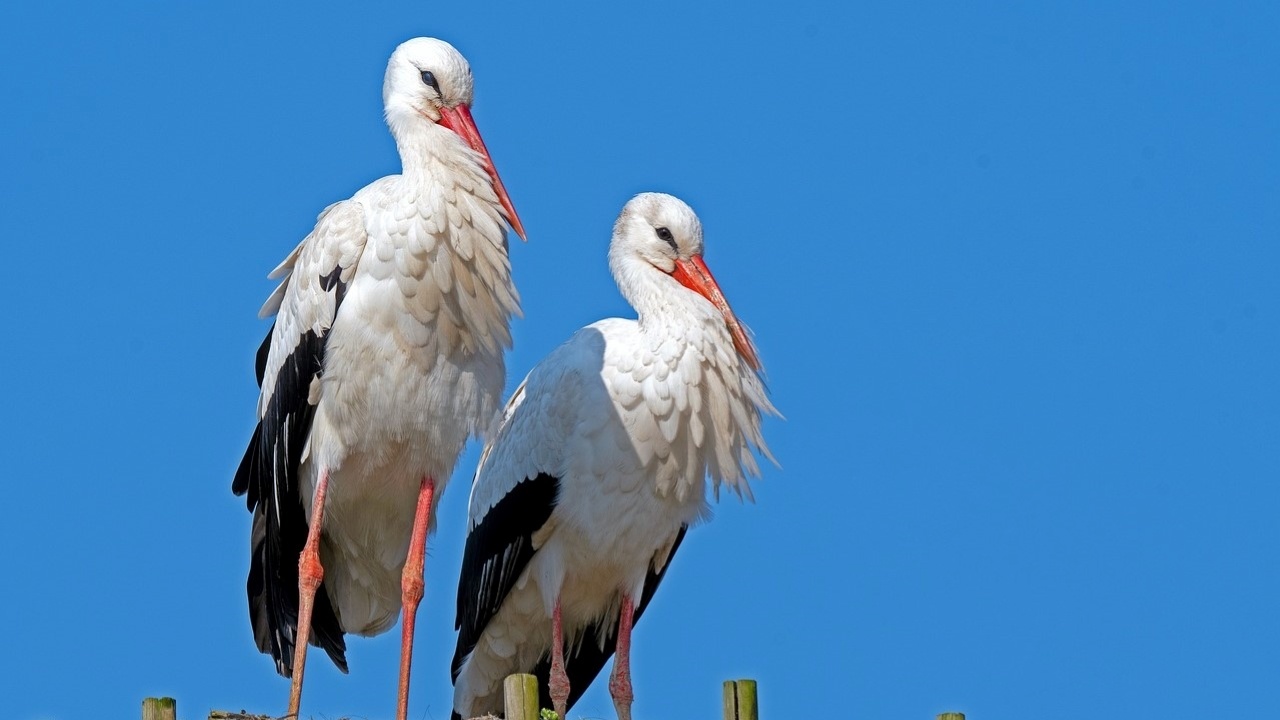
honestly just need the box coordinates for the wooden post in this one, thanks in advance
[937,714,966,720]
[504,673,540,720]
[723,679,758,720]
[142,697,176,720]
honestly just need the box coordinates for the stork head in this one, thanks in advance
[612,193,761,371]
[382,37,525,240]
[383,37,473,127]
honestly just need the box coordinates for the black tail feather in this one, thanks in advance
[247,509,348,676]
[235,322,347,675]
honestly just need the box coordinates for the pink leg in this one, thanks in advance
[549,598,570,719]
[396,477,435,720]
[287,469,331,719]
[609,594,636,720]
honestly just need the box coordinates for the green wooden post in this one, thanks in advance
[142,697,176,720]
[722,679,758,720]
[937,713,966,720]
[504,673,540,720]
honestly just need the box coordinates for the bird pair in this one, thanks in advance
[233,37,777,720]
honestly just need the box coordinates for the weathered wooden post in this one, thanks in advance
[723,679,758,720]
[937,713,966,720]
[142,697,177,720]
[503,672,541,720]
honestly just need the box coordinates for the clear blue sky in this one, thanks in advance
[1,2,1276,719]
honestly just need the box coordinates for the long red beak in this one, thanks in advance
[438,104,527,241]
[671,254,761,371]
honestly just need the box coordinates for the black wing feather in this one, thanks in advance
[451,473,561,682]
[252,322,272,388]
[232,275,350,677]
[529,525,689,713]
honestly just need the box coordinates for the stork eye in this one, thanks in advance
[420,70,440,92]
[655,226,677,250]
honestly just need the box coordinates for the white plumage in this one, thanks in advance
[451,193,777,720]
[233,37,523,720]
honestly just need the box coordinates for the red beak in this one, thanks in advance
[670,254,761,371]
[438,104,527,241]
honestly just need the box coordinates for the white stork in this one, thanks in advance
[450,193,777,720]
[232,37,525,720]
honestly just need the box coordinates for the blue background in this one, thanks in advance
[1,2,1276,719]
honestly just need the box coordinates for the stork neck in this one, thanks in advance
[393,122,460,182]
[614,255,705,336]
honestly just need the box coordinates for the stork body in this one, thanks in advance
[451,193,776,720]
[232,37,524,720]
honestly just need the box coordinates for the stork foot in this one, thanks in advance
[549,599,570,719]
[287,469,331,720]
[608,594,637,720]
[396,477,435,720]
[608,653,635,720]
